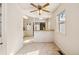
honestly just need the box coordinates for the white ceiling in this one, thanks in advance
[17,3,60,18]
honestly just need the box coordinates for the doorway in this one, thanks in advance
[23,17,34,43]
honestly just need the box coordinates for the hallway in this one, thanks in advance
[1,3,79,55]
[16,42,60,55]
[16,37,60,55]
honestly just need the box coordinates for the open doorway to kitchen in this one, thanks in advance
[23,16,47,44]
[23,15,48,44]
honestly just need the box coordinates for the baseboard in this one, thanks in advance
[58,50,65,55]
[54,40,69,55]
[13,44,23,55]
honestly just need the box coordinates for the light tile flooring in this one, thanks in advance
[16,37,60,55]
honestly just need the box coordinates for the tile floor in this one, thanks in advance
[16,37,60,55]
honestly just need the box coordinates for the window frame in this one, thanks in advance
[57,10,65,33]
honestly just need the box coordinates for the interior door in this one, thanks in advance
[0,3,3,54]
[0,3,6,55]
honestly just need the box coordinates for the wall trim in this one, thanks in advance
[54,39,69,55]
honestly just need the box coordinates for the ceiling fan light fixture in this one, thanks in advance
[30,3,50,15]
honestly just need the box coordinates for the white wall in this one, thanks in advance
[5,4,23,54]
[48,16,54,30]
[34,31,54,42]
[53,4,79,54]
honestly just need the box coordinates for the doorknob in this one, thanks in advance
[0,42,3,45]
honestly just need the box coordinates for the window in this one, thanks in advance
[58,10,65,33]
[34,22,46,31]
[40,23,45,30]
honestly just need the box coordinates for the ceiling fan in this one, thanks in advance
[30,3,50,15]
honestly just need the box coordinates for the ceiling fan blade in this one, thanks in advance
[42,3,49,8]
[30,10,38,12]
[30,3,37,8]
[42,9,50,12]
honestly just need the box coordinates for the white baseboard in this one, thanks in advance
[54,40,69,55]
